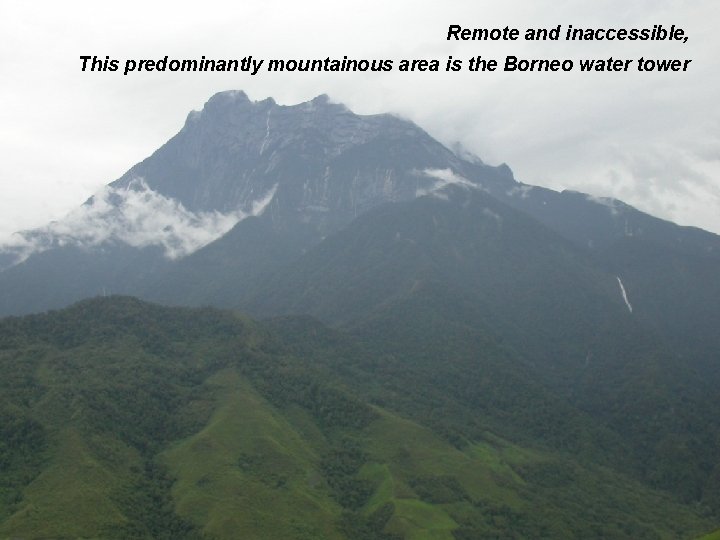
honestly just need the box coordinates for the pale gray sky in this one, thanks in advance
[1,0,719,241]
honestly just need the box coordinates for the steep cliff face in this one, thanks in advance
[110,91,511,237]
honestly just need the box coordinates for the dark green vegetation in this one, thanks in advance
[0,297,718,538]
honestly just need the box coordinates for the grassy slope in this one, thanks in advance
[0,428,135,537]
[357,412,710,539]
[163,370,713,539]
[163,369,343,540]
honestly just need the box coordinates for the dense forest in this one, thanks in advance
[0,296,717,538]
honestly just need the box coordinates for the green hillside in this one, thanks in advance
[248,188,720,505]
[0,297,717,538]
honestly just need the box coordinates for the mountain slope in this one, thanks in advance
[0,92,510,316]
[243,185,720,505]
[476,172,720,371]
[0,297,716,538]
[1,91,719,536]
[2,90,719,362]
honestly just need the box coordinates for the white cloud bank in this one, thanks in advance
[0,178,277,266]
[416,168,479,198]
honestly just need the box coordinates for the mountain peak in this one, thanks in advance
[123,90,486,217]
[208,89,250,104]
[311,93,331,104]
[199,90,347,115]
[1,91,514,276]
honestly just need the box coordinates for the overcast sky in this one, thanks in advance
[1,0,718,242]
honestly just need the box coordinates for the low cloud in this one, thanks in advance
[582,193,621,216]
[1,178,277,267]
[416,168,479,197]
[482,207,502,225]
[507,184,534,199]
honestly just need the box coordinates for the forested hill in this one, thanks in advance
[0,296,717,539]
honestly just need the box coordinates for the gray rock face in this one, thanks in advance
[110,90,488,237]
[0,91,510,314]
